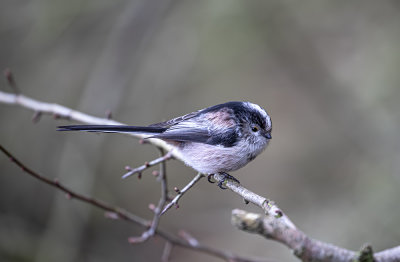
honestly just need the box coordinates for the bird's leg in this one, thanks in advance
[216,172,240,190]
[207,173,240,189]
[207,174,215,184]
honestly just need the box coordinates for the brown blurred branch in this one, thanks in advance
[1,89,400,261]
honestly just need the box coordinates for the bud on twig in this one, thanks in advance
[4,68,20,94]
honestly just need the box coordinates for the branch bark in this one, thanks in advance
[231,209,400,262]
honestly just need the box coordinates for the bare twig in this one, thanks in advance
[0,91,177,156]
[0,144,264,262]
[129,148,169,243]
[105,110,112,120]
[0,144,146,226]
[161,173,204,215]
[4,69,20,94]
[179,230,200,246]
[122,150,173,179]
[32,111,42,123]
[161,241,173,262]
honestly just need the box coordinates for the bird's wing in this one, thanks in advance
[151,114,238,147]
[151,119,212,144]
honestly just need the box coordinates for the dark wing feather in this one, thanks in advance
[150,106,239,146]
[150,119,211,143]
[151,129,211,143]
[58,125,166,134]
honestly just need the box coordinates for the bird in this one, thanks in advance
[58,101,272,189]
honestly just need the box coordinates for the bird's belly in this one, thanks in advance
[176,142,253,174]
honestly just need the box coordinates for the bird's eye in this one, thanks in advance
[251,126,259,132]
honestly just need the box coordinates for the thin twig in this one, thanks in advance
[0,144,264,262]
[161,241,173,262]
[161,173,204,215]
[179,230,200,246]
[0,90,177,156]
[122,150,173,179]
[4,69,20,94]
[129,148,169,243]
[0,144,147,226]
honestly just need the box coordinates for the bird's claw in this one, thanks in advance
[216,172,240,190]
[207,174,215,184]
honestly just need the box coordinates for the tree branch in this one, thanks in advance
[122,150,173,179]
[212,173,294,227]
[231,209,400,262]
[0,90,177,157]
[161,241,173,262]
[4,69,20,94]
[161,173,205,215]
[128,148,169,243]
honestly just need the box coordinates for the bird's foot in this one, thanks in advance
[208,172,240,189]
[207,174,216,184]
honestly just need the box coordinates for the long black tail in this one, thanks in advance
[57,125,167,134]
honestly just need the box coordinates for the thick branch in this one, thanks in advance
[231,209,400,262]
[212,173,295,228]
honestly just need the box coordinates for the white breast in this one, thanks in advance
[175,139,268,174]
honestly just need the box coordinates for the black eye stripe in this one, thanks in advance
[200,101,268,130]
[252,113,266,129]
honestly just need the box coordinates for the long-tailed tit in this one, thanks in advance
[58,101,272,189]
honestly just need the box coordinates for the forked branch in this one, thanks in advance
[0,144,264,262]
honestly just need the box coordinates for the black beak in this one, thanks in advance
[264,132,272,139]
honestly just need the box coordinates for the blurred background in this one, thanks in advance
[1,0,400,261]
